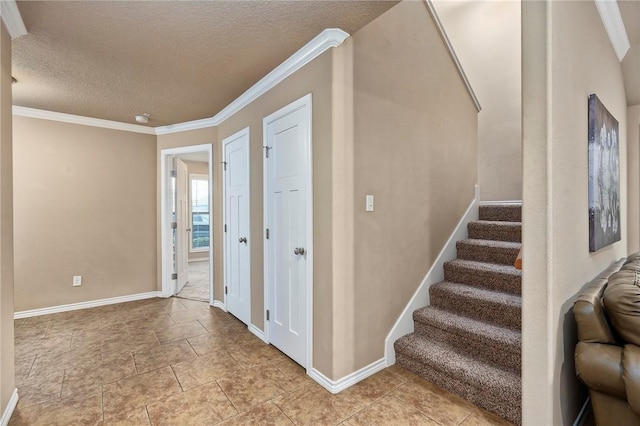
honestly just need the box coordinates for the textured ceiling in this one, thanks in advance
[619,1,640,106]
[13,1,398,127]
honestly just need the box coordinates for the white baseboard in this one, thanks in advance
[384,185,480,365]
[1,389,18,426]
[212,300,227,312]
[478,200,522,205]
[308,358,387,394]
[573,397,591,426]
[248,324,268,343]
[14,292,162,319]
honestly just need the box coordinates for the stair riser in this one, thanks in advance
[396,354,521,425]
[430,287,521,329]
[444,262,521,296]
[456,243,520,265]
[479,205,522,222]
[467,223,521,243]
[413,321,520,373]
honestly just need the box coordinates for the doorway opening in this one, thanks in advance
[160,144,214,305]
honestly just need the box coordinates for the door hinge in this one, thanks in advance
[171,273,178,280]
[225,286,228,295]
[224,224,227,233]
[221,161,227,171]
[266,309,270,321]
[171,222,177,229]
[263,146,272,158]
[170,170,177,178]
[265,228,269,239]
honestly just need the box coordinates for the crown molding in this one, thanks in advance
[155,28,349,135]
[13,106,157,135]
[595,0,630,61]
[424,0,481,113]
[0,0,27,39]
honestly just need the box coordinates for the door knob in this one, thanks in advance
[239,237,247,244]
[294,247,305,256]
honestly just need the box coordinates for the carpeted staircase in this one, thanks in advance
[394,203,522,425]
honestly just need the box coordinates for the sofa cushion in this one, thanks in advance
[603,268,640,345]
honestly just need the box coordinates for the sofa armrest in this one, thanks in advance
[576,342,626,399]
[622,344,640,414]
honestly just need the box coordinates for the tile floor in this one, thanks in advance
[10,297,513,425]
[177,261,209,302]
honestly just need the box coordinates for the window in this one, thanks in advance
[190,174,209,251]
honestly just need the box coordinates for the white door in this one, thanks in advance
[264,94,312,368]
[175,158,189,294]
[223,128,251,325]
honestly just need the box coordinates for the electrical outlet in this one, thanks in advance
[366,195,374,212]
[73,276,82,287]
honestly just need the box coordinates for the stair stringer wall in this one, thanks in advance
[385,185,480,365]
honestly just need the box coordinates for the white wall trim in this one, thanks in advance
[155,28,348,135]
[14,292,161,319]
[479,200,522,206]
[0,389,18,426]
[12,106,156,135]
[595,0,631,61]
[248,324,268,343]
[213,300,227,312]
[0,1,27,39]
[309,358,387,394]
[385,185,480,365]
[423,0,481,113]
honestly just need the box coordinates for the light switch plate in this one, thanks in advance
[366,195,374,212]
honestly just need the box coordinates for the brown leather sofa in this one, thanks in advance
[574,254,640,425]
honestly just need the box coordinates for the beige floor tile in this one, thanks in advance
[154,320,207,344]
[133,339,197,374]
[386,364,423,382]
[100,407,151,425]
[391,380,474,426]
[217,401,293,426]
[102,366,183,417]
[62,352,136,398]
[14,334,72,359]
[9,393,103,426]
[168,305,214,324]
[14,356,35,385]
[343,368,407,402]
[196,314,246,334]
[274,358,313,389]
[186,332,232,356]
[146,381,237,425]
[273,382,368,425]
[172,349,244,391]
[124,313,176,332]
[228,341,290,366]
[141,298,187,316]
[342,395,439,425]
[219,365,308,413]
[29,347,102,377]
[16,369,64,408]
[101,328,160,355]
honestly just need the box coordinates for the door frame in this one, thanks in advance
[222,126,251,322]
[263,93,313,370]
[160,144,214,305]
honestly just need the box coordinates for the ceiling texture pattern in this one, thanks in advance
[13,1,397,127]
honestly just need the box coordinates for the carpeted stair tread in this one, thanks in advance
[413,306,520,372]
[468,220,521,243]
[430,281,521,329]
[394,334,521,424]
[444,259,521,295]
[479,204,522,222]
[457,239,521,265]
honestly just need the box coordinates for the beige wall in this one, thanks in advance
[346,0,477,377]
[628,105,640,253]
[156,127,217,294]
[13,117,157,311]
[217,50,334,377]
[434,0,521,201]
[184,160,209,261]
[522,2,629,424]
[0,21,14,411]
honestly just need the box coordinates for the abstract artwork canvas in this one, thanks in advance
[588,94,620,252]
